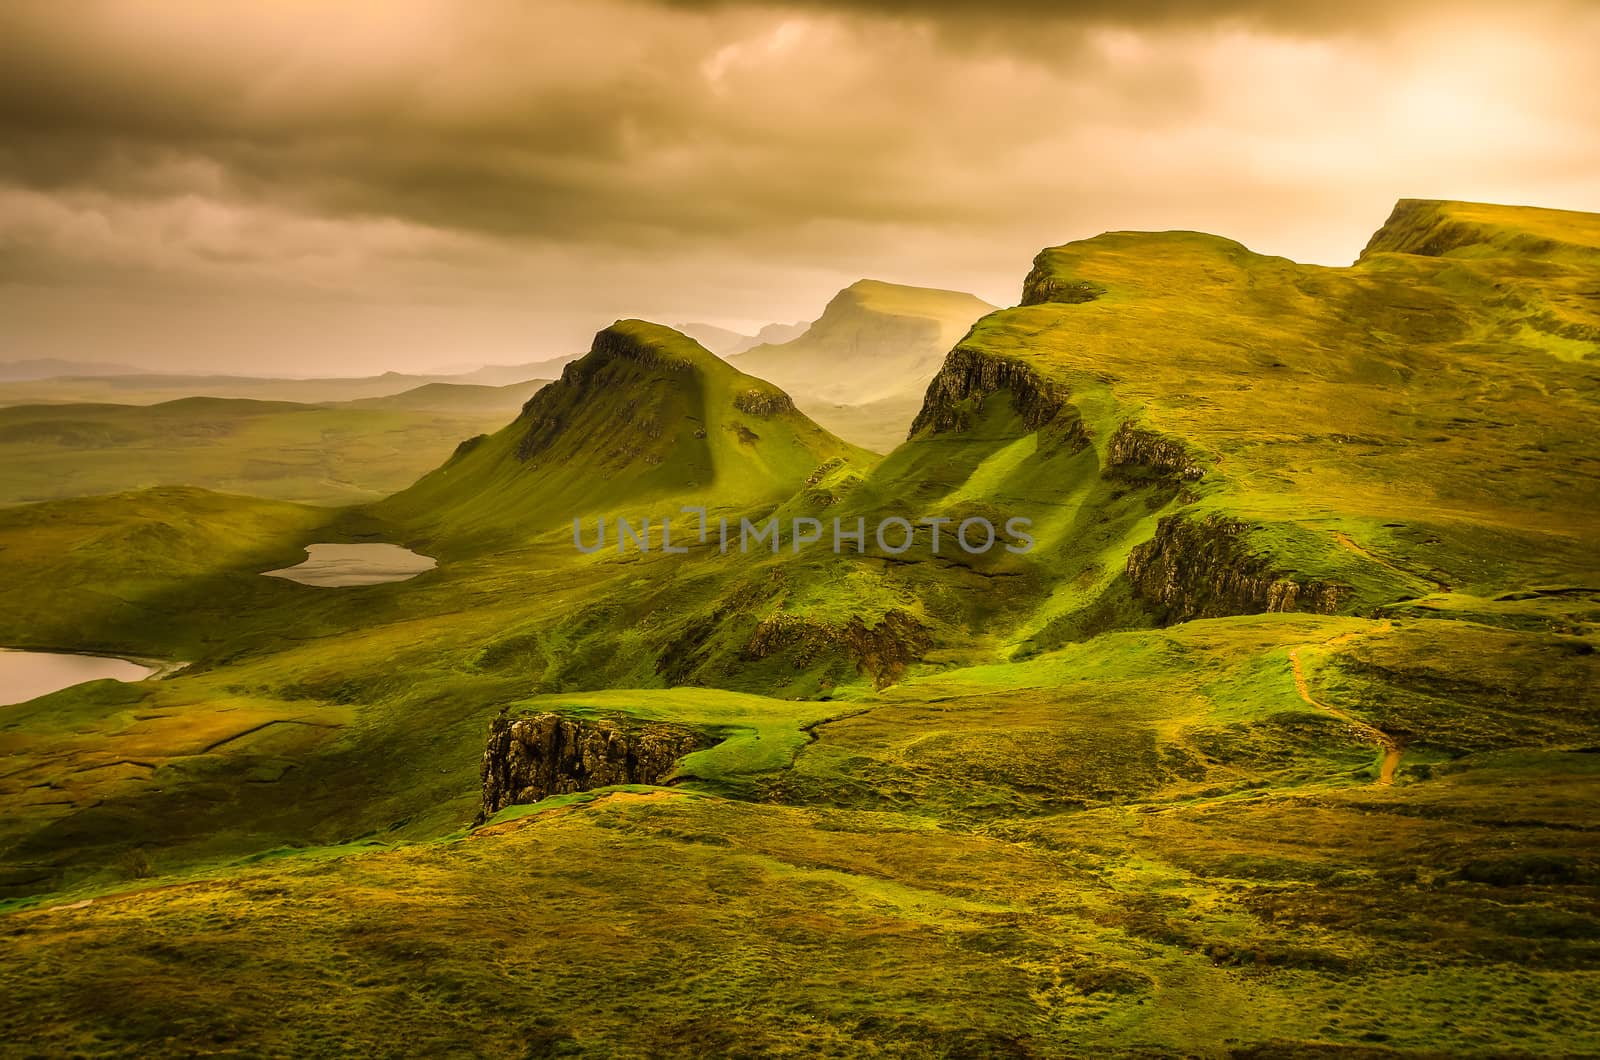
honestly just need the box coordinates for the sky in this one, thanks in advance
[1,0,1596,376]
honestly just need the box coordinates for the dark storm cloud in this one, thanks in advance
[657,0,1537,33]
[0,0,1595,373]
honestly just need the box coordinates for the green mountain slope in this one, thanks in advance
[730,279,997,450]
[381,319,874,550]
[0,201,1597,1057]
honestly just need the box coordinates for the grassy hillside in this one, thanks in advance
[0,382,547,506]
[732,279,997,450]
[0,201,1596,1057]
[380,319,875,552]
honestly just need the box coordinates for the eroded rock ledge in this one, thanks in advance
[1107,422,1206,481]
[1020,251,1108,306]
[733,387,796,417]
[1126,514,1349,623]
[910,348,1066,435]
[479,712,714,819]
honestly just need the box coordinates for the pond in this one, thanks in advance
[0,650,159,707]
[262,543,437,587]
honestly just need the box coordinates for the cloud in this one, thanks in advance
[0,0,1595,372]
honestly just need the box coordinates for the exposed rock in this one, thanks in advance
[910,347,1066,436]
[1126,514,1350,623]
[1106,422,1206,481]
[733,388,796,417]
[744,608,930,688]
[1021,252,1107,306]
[479,712,714,819]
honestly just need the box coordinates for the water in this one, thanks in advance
[0,650,158,707]
[262,543,437,587]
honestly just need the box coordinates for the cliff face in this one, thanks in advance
[1106,423,1206,481]
[909,348,1067,436]
[479,712,714,819]
[514,328,685,463]
[744,608,931,689]
[1126,514,1349,623]
[1020,257,1106,306]
[732,387,796,417]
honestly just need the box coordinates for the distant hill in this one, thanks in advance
[730,279,996,450]
[2,201,1599,1059]
[0,358,148,381]
[0,361,570,408]
[445,356,579,387]
[0,380,549,506]
[383,320,872,546]
[677,320,811,357]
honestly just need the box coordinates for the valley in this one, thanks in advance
[0,200,1595,1057]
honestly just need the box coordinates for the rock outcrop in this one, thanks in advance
[479,712,714,819]
[744,608,930,688]
[732,387,796,417]
[1106,422,1206,481]
[1020,251,1107,306]
[1126,514,1349,623]
[910,348,1067,436]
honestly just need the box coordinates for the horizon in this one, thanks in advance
[2,0,1597,374]
[2,195,1591,380]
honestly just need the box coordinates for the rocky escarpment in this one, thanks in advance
[513,325,698,462]
[1020,251,1107,306]
[1106,422,1206,481]
[479,712,715,819]
[745,609,931,688]
[732,387,796,417]
[910,348,1068,436]
[1126,514,1350,623]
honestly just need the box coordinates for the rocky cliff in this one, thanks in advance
[479,712,715,819]
[1126,513,1349,623]
[1106,422,1206,481]
[909,347,1068,436]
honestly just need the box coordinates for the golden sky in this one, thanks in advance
[1,0,1596,374]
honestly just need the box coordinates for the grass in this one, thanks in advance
[0,383,547,507]
[0,200,1596,1055]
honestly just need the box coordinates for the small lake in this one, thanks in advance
[0,650,158,707]
[262,543,437,587]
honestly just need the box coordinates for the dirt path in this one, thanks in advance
[1289,622,1404,786]
[1333,532,1451,593]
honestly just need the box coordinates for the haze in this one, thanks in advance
[1,0,1596,375]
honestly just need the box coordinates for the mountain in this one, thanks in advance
[445,355,579,386]
[0,358,149,381]
[676,319,811,357]
[1,201,1598,1057]
[382,319,873,547]
[730,279,997,450]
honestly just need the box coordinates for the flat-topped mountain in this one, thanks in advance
[1,200,1597,1059]
[729,279,997,450]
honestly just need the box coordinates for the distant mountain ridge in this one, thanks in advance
[0,358,149,381]
[676,320,810,357]
[0,357,578,408]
